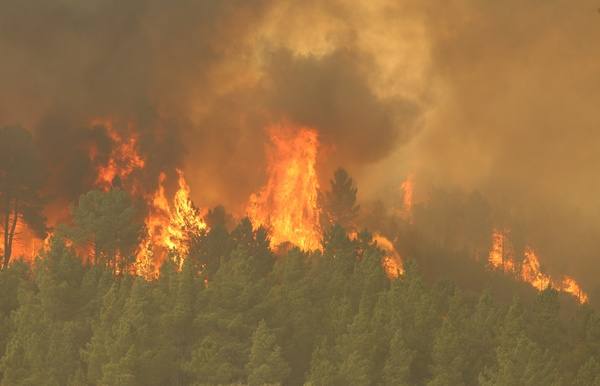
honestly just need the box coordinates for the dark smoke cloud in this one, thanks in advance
[3,0,597,295]
[262,49,419,164]
[409,1,600,290]
[0,0,274,203]
[0,0,420,212]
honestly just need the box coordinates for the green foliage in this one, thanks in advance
[246,320,289,385]
[67,189,144,272]
[0,205,598,385]
[0,126,47,269]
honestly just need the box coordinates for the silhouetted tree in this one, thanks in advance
[67,189,144,272]
[321,168,360,230]
[0,126,47,269]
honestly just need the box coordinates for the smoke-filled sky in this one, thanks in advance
[1,1,600,286]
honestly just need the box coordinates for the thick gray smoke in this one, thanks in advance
[1,0,599,293]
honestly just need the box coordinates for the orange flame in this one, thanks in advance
[521,247,552,291]
[399,175,414,223]
[488,229,516,273]
[136,170,207,278]
[373,233,404,278]
[488,230,588,303]
[90,118,145,191]
[560,276,589,304]
[248,125,322,251]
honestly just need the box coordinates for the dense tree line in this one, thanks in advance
[0,190,599,385]
[0,126,598,385]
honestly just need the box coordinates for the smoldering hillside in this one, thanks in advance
[1,1,599,292]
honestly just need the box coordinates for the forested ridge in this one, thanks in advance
[0,192,599,386]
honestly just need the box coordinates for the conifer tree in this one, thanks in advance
[320,168,360,230]
[246,320,290,386]
[382,330,414,386]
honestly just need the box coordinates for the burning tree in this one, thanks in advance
[0,126,47,269]
[320,167,360,231]
[68,189,145,273]
[248,125,322,251]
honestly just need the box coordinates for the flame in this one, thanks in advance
[399,175,414,222]
[488,230,588,303]
[521,247,552,291]
[488,229,516,273]
[86,119,207,277]
[136,170,207,278]
[6,221,39,264]
[90,118,145,191]
[373,233,404,278]
[247,125,322,251]
[560,276,589,304]
[168,169,207,257]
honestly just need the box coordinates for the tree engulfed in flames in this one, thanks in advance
[373,233,404,278]
[488,229,588,303]
[248,125,322,251]
[521,247,552,291]
[135,170,207,278]
[487,229,516,273]
[88,119,206,277]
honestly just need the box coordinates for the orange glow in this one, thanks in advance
[136,170,207,278]
[373,233,404,278]
[521,247,552,291]
[488,229,516,273]
[247,125,322,251]
[7,221,39,264]
[399,175,414,223]
[561,276,589,304]
[488,229,588,303]
[90,118,145,191]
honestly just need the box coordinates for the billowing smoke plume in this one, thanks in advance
[404,1,600,291]
[1,1,599,292]
[0,0,421,209]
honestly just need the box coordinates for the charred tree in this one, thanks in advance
[0,126,47,269]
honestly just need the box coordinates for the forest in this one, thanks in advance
[2,1,600,385]
[0,125,599,385]
[0,190,599,385]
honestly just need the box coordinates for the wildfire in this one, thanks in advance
[399,175,414,223]
[136,170,207,278]
[7,222,40,264]
[560,276,589,304]
[373,233,404,278]
[247,125,322,251]
[90,118,145,191]
[521,247,552,291]
[488,229,516,273]
[487,230,588,304]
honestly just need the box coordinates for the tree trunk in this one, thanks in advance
[2,194,11,269]
[2,196,19,269]
[7,198,19,263]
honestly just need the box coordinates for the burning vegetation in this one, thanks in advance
[247,125,322,251]
[488,229,588,303]
[0,120,591,305]
[1,1,600,384]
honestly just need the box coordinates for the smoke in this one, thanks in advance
[404,1,600,289]
[1,1,599,290]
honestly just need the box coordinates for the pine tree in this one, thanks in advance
[382,331,414,386]
[68,189,144,272]
[574,357,600,386]
[320,168,360,231]
[306,341,338,386]
[246,320,290,386]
